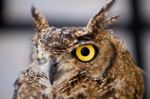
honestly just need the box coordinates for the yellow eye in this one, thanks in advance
[74,44,97,62]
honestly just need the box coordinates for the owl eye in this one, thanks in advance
[73,44,98,62]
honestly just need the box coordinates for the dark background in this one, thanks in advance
[0,0,149,98]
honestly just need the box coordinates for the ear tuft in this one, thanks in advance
[31,6,49,33]
[98,0,115,17]
[87,0,117,34]
[31,6,38,19]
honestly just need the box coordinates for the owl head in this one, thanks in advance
[31,0,119,86]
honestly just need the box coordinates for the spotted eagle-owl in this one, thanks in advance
[13,0,144,99]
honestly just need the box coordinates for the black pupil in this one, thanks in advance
[81,47,90,56]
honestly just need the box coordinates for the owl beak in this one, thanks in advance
[48,57,58,85]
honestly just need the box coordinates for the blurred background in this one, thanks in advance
[0,0,149,98]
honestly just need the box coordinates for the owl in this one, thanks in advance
[13,0,144,99]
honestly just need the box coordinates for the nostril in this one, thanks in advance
[54,62,58,67]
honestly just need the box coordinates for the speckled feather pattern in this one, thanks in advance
[13,0,144,99]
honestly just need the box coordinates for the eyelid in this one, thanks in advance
[75,41,98,49]
[67,41,98,53]
[78,41,96,45]
[38,51,44,59]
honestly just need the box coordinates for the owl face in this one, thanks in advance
[31,0,117,85]
[13,0,144,98]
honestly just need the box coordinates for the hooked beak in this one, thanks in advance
[48,57,58,85]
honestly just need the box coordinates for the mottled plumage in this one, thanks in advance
[13,0,144,99]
